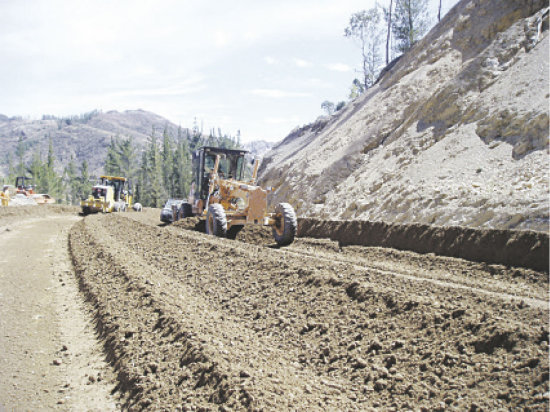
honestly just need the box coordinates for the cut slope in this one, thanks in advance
[259,0,549,232]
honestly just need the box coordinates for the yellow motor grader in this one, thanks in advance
[176,146,297,246]
[81,175,133,214]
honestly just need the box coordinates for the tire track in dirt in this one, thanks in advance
[276,245,548,309]
[165,211,548,308]
[70,212,549,410]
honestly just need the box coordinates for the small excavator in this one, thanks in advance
[81,175,132,214]
[175,146,297,246]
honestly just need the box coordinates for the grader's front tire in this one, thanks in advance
[272,202,297,246]
[206,203,227,237]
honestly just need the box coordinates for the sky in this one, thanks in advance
[0,0,459,143]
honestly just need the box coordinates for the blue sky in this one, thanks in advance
[0,0,458,142]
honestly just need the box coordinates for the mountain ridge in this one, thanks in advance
[0,109,271,178]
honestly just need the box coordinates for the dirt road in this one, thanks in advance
[0,209,118,411]
[70,209,548,411]
[1,206,548,410]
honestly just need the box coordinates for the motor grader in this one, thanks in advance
[176,146,297,246]
[81,175,133,214]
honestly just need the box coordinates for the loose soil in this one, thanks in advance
[1,206,548,410]
[66,208,548,410]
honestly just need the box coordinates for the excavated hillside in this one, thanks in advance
[259,0,550,232]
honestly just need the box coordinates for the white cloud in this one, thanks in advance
[214,30,231,47]
[249,89,310,98]
[325,63,352,72]
[294,58,312,68]
[264,56,278,65]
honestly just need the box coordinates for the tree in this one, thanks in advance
[321,100,335,116]
[345,7,384,89]
[336,101,346,111]
[7,153,16,184]
[104,136,138,194]
[15,136,26,176]
[104,137,122,176]
[385,0,394,65]
[349,78,365,99]
[41,139,64,200]
[162,126,174,196]
[78,159,92,201]
[64,155,79,204]
[118,137,137,182]
[172,139,192,199]
[392,0,430,53]
[145,128,165,208]
[28,151,44,190]
[137,149,149,205]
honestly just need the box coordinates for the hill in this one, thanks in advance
[258,0,549,232]
[0,109,185,177]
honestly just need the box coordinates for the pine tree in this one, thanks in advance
[40,139,64,200]
[64,155,79,204]
[15,136,26,176]
[105,136,122,176]
[162,126,174,196]
[137,149,149,205]
[7,153,16,184]
[142,127,166,207]
[173,139,191,199]
[118,137,137,182]
[28,150,45,190]
[78,159,92,201]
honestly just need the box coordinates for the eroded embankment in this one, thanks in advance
[298,218,549,272]
[70,213,548,410]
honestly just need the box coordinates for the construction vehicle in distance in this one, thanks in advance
[176,146,297,246]
[14,176,56,204]
[81,175,133,214]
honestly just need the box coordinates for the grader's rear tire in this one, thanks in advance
[206,203,227,237]
[272,202,297,246]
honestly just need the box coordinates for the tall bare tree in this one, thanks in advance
[391,0,430,53]
[385,0,394,65]
[344,7,383,89]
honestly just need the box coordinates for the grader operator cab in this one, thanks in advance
[177,146,297,246]
[81,175,133,214]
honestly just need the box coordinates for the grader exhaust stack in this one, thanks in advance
[176,146,297,246]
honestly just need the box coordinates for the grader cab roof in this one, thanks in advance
[198,146,249,156]
[99,175,127,182]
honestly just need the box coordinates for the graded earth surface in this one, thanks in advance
[1,206,547,410]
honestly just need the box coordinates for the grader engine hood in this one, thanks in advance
[246,186,267,224]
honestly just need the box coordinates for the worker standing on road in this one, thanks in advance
[1,188,9,206]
